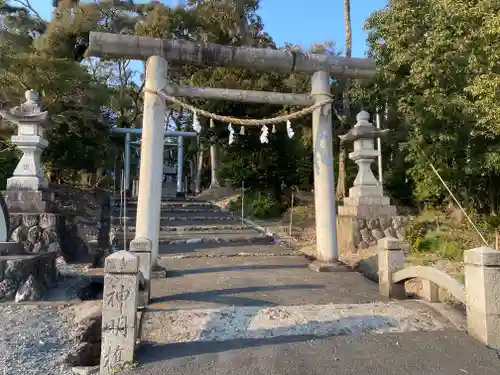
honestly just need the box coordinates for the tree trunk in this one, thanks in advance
[195,147,204,194]
[337,0,352,200]
[234,0,253,46]
[209,119,221,188]
[342,0,352,119]
[336,147,346,200]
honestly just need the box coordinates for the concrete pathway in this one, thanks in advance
[110,198,500,375]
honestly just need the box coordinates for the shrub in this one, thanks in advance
[228,190,283,219]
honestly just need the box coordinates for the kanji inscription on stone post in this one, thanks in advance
[100,251,139,375]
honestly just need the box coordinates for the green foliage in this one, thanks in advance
[416,231,464,262]
[0,141,20,189]
[228,190,283,219]
[359,0,500,213]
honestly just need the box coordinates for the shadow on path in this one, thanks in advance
[150,284,324,306]
[167,264,308,277]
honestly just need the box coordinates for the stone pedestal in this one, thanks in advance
[3,189,57,214]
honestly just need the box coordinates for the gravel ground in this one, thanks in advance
[0,304,75,375]
[0,260,95,375]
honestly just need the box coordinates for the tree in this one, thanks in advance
[0,0,122,185]
[362,0,500,213]
[336,0,352,200]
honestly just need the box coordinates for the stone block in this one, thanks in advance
[8,212,63,256]
[0,252,56,301]
[104,251,139,274]
[378,236,403,250]
[377,236,405,299]
[338,204,397,218]
[130,237,152,307]
[420,279,440,302]
[3,189,57,213]
[464,246,500,349]
[0,242,24,256]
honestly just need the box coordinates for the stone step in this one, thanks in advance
[111,207,222,214]
[113,232,273,247]
[110,197,200,204]
[110,215,238,224]
[112,224,252,233]
[113,228,260,241]
[111,201,214,209]
[157,242,292,258]
[111,218,244,228]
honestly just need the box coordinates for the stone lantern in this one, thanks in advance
[0,90,55,212]
[337,110,396,218]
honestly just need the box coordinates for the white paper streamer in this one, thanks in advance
[192,110,202,133]
[228,123,235,145]
[260,125,269,144]
[286,120,294,139]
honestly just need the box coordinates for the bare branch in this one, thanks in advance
[12,0,43,20]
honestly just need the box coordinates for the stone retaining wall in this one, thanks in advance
[337,215,412,252]
[0,243,57,302]
[7,195,111,264]
[9,213,63,254]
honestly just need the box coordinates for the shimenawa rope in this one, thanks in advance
[143,86,334,126]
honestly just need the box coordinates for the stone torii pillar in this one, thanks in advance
[176,135,184,197]
[308,71,344,272]
[135,57,168,264]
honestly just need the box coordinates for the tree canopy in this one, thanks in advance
[0,0,498,218]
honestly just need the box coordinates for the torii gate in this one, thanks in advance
[88,32,376,270]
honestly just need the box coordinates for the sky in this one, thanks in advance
[33,0,387,57]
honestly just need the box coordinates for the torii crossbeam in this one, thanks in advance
[87,31,376,270]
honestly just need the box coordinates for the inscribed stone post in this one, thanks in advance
[100,251,139,374]
[130,237,152,307]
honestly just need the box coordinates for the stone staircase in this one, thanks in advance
[109,196,294,257]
